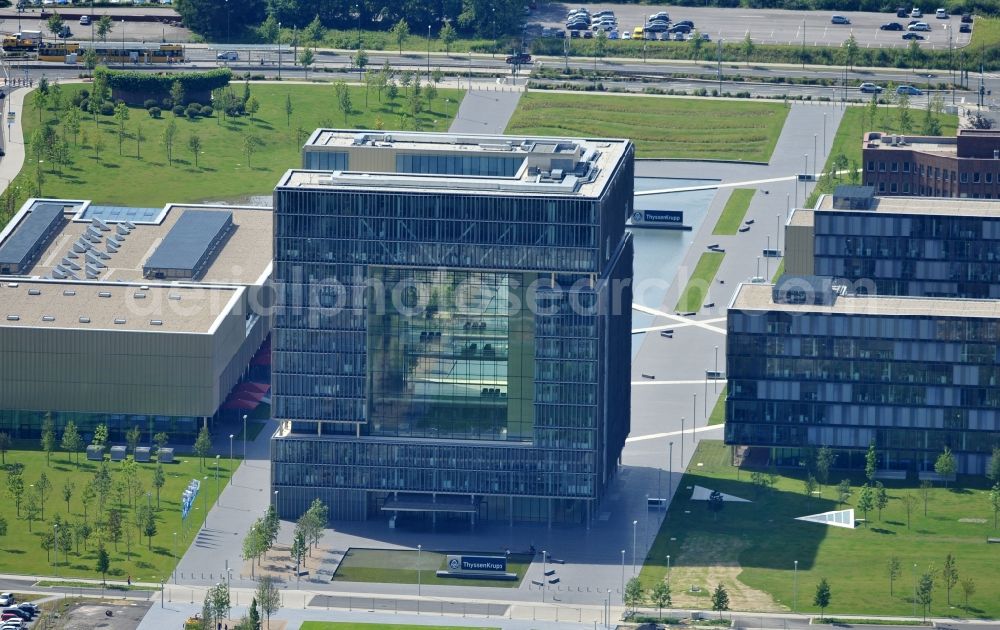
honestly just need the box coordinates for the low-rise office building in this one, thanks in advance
[0,198,273,442]
[862,128,1000,198]
[785,187,1000,299]
[272,130,634,525]
[725,277,1000,475]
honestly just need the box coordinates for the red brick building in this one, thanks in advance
[862,128,1000,198]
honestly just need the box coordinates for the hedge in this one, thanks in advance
[93,67,232,94]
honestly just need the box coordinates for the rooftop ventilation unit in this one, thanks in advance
[79,316,90,324]
[106,241,119,253]
[108,234,121,245]
[42,315,54,322]
[116,224,129,236]
[61,258,80,271]
[27,288,40,296]
[85,267,99,279]
[51,270,66,279]
[62,289,75,296]
[124,221,137,229]
[72,242,87,254]
[91,217,111,231]
[98,291,112,298]
[6,315,18,321]
[65,250,79,259]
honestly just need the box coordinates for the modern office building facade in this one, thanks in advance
[725,278,1000,475]
[271,130,634,525]
[785,187,1000,299]
[0,199,273,442]
[862,128,1000,198]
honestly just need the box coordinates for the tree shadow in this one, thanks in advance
[869,527,896,535]
[885,520,905,527]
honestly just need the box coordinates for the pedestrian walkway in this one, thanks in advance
[0,86,28,194]
[448,88,523,134]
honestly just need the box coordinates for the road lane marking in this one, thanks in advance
[626,424,724,443]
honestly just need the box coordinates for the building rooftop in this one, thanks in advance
[0,279,241,332]
[788,207,814,227]
[731,281,1000,319]
[816,193,1000,218]
[864,131,958,156]
[0,200,272,285]
[294,129,631,197]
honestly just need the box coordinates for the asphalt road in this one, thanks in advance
[532,2,972,50]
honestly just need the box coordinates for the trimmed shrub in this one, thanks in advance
[143,98,158,109]
[99,102,114,116]
[185,103,201,118]
[171,104,185,117]
[162,97,173,109]
[200,105,214,117]
[78,98,90,112]
[148,106,161,118]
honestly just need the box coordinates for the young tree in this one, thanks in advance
[711,583,730,618]
[93,423,109,448]
[284,94,293,128]
[41,413,56,465]
[246,96,260,123]
[210,581,231,622]
[804,475,818,497]
[170,80,186,108]
[875,481,889,521]
[46,13,65,44]
[62,480,74,514]
[243,134,263,169]
[135,122,145,159]
[154,432,170,452]
[6,465,25,517]
[813,578,831,618]
[391,19,410,54]
[81,481,96,523]
[990,482,1000,529]
[304,499,328,554]
[624,576,644,612]
[942,553,958,605]
[83,48,98,71]
[37,471,52,520]
[290,527,306,578]
[187,134,203,167]
[249,597,261,630]
[256,575,281,629]
[920,479,932,516]
[741,32,755,66]
[988,447,1000,484]
[917,571,934,620]
[901,492,917,529]
[65,108,81,146]
[96,543,110,584]
[25,488,41,532]
[107,508,123,551]
[242,522,265,577]
[194,423,212,469]
[960,577,975,608]
[334,80,352,126]
[152,464,165,508]
[60,420,83,465]
[124,425,140,454]
[353,48,369,81]
[0,432,9,465]
[843,33,859,70]
[935,447,957,487]
[887,556,901,597]
[299,48,315,79]
[0,515,6,537]
[303,14,325,44]
[857,483,875,524]
[113,102,130,154]
[649,580,672,619]
[93,134,106,163]
[837,479,851,506]
[896,91,913,133]
[816,446,835,487]
[865,441,877,483]
[440,22,457,54]
[96,15,114,42]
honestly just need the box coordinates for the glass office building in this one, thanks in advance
[725,277,1000,475]
[271,130,634,525]
[787,187,1000,298]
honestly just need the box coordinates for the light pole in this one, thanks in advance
[823,112,827,155]
[620,549,625,603]
[541,550,548,602]
[714,345,719,393]
[242,414,247,460]
[172,532,177,583]
[273,489,278,509]
[668,441,674,500]
[277,21,282,79]
[777,213,782,254]
[427,24,431,83]
[666,554,671,576]
[813,133,818,177]
[632,520,638,573]
[229,434,234,475]
[912,564,917,617]
[215,454,220,499]
[203,475,209,526]
[53,522,59,572]
[793,560,798,612]
[121,19,125,68]
[491,8,496,59]
[417,544,422,595]
[225,0,230,46]
[681,417,685,466]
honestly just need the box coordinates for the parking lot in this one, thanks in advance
[532,2,973,49]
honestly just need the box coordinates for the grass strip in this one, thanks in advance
[674,252,725,313]
[713,189,755,235]
[301,624,500,630]
[708,386,727,426]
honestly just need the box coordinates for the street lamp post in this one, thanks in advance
[492,8,496,59]
[427,24,431,83]
[632,520,638,572]
[668,441,674,500]
[229,434,234,478]
[242,414,247,460]
[121,19,125,68]
[541,550,548,602]
[620,549,625,603]
[53,523,59,572]
[173,532,178,583]
[667,554,671,576]
[278,22,282,79]
[823,112,827,155]
[215,454,220,499]
[714,345,719,393]
[793,560,798,611]
[813,133,818,177]
[681,417,685,466]
[417,544,422,595]
[203,475,209,526]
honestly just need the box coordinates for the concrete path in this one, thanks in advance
[0,86,28,193]
[448,85,524,134]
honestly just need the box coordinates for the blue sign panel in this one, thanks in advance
[642,210,683,224]
[459,556,507,573]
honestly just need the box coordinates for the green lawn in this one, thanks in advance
[639,440,1000,618]
[674,252,725,313]
[0,447,233,582]
[712,189,755,235]
[970,17,1000,50]
[708,386,727,426]
[16,81,462,209]
[301,624,498,630]
[505,93,788,161]
[332,548,531,588]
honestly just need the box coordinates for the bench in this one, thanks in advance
[987,538,1000,544]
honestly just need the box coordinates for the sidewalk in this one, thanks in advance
[0,86,28,194]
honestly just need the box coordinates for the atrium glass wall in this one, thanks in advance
[725,307,1000,474]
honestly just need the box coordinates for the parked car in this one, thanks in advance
[566,21,589,30]
[582,29,593,38]
[216,50,238,60]
[79,14,90,24]
[908,21,930,30]
[960,22,971,32]
[644,21,669,32]
[649,11,669,21]
[859,82,884,93]
[0,610,28,622]
[896,6,909,16]
[621,31,631,39]
[881,22,904,30]
[14,604,38,618]
[569,29,580,37]
[911,7,923,16]
[668,23,692,33]
[608,30,619,39]
[962,12,973,22]
[57,25,71,38]
[632,26,644,39]
[902,31,925,39]
[505,53,531,64]
[0,597,13,608]
[672,32,686,40]
[897,84,924,95]
[831,15,851,24]
[674,20,694,28]
[935,7,948,17]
